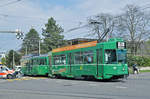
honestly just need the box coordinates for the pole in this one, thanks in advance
[25,45,27,55]
[12,50,15,69]
[39,40,40,56]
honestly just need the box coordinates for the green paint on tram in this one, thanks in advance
[21,38,128,80]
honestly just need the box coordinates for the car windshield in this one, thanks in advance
[0,66,9,71]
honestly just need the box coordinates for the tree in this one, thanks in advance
[142,40,150,55]
[116,5,150,55]
[5,50,21,68]
[21,28,40,55]
[42,17,67,53]
[1,57,6,65]
[88,13,115,41]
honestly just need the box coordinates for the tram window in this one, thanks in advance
[37,59,39,65]
[45,58,48,65]
[54,56,60,65]
[43,59,45,65]
[31,60,33,65]
[39,59,45,65]
[117,50,127,63]
[54,55,66,65]
[61,55,66,65]
[74,52,83,64]
[83,51,94,64]
[33,59,37,65]
[68,54,74,64]
[105,50,117,64]
[27,60,30,66]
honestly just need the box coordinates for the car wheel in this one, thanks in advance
[7,74,13,79]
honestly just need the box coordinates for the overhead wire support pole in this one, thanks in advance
[12,50,15,69]
[0,30,24,68]
[0,30,24,39]
[25,45,28,55]
[39,40,41,56]
[0,31,18,33]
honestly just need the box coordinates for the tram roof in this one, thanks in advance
[52,38,124,53]
[52,41,97,53]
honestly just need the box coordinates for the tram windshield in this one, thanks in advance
[105,50,117,64]
[117,50,127,64]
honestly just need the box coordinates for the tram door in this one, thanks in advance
[96,48,104,78]
[68,53,72,74]
[49,56,52,74]
[29,59,33,74]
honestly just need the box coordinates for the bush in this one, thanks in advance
[127,55,150,67]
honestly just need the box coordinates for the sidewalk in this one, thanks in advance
[139,67,150,70]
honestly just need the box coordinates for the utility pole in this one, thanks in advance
[0,30,23,68]
[39,40,40,56]
[12,50,15,69]
[25,45,28,55]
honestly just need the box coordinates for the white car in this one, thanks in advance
[15,66,21,72]
[15,66,23,78]
[0,66,16,79]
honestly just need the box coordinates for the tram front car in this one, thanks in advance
[101,38,128,79]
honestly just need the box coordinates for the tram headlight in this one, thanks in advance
[113,67,117,70]
[122,68,125,71]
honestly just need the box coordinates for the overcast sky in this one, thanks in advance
[0,0,150,52]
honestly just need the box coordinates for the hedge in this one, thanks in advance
[127,55,150,67]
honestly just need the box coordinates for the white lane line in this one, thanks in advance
[88,83,97,86]
[115,86,127,89]
[56,80,64,83]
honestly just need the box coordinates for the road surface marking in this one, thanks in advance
[116,86,127,89]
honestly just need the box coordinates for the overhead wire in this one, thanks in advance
[139,2,150,10]
[0,0,101,40]
[64,2,150,39]
[0,13,47,21]
[62,24,89,34]
[0,0,22,8]
[64,30,94,39]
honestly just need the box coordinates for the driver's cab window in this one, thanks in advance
[105,50,117,64]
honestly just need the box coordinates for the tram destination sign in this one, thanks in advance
[117,42,126,49]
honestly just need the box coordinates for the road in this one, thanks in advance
[0,73,150,99]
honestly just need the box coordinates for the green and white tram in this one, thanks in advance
[21,38,128,80]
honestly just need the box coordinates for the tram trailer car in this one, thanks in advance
[21,55,50,76]
[51,38,128,80]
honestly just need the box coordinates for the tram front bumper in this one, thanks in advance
[104,65,128,76]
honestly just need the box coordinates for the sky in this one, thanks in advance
[0,0,150,52]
